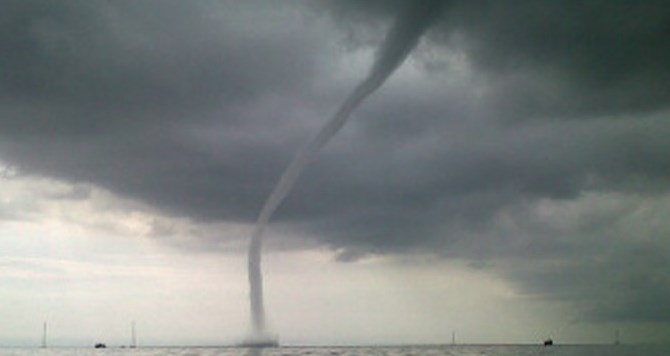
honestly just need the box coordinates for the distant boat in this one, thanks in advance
[543,338,553,346]
[94,343,107,349]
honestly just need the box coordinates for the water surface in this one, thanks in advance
[1,345,668,356]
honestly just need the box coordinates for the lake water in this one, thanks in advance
[0,345,668,356]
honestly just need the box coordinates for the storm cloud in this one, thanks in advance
[2,0,670,328]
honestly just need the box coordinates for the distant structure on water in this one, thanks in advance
[130,321,137,348]
[94,343,106,349]
[543,338,553,346]
[41,322,47,348]
[614,329,620,345]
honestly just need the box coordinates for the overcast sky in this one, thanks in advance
[2,0,670,346]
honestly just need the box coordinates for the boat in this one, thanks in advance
[543,338,553,346]
[94,343,107,349]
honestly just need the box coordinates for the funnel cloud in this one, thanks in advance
[247,0,445,338]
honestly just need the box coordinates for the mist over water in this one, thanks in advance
[6,345,668,356]
[246,1,445,340]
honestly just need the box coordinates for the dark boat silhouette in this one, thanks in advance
[94,343,107,349]
[543,338,553,346]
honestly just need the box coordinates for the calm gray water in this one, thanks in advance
[0,345,668,356]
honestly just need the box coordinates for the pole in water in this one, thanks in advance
[131,321,137,348]
[614,329,620,345]
[42,322,47,348]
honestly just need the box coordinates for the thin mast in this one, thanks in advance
[615,329,620,345]
[131,321,137,348]
[42,322,47,348]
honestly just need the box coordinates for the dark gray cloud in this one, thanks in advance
[2,0,670,327]
[0,0,328,219]
[335,0,670,117]
[489,192,670,322]
[1,0,320,114]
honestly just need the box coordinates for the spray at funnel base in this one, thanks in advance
[245,0,445,342]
